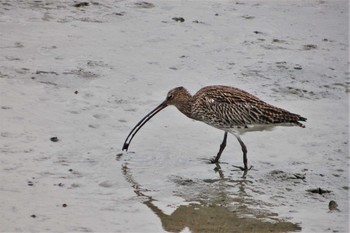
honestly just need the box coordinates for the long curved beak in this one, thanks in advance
[122,101,168,151]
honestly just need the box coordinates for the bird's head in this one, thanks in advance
[165,86,191,106]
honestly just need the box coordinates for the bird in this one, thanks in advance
[122,85,307,171]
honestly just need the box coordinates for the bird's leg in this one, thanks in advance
[233,136,252,171]
[213,163,225,179]
[210,132,228,163]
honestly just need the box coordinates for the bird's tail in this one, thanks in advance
[296,116,307,128]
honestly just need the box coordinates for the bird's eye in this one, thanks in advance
[167,94,174,100]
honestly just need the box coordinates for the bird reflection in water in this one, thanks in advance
[121,163,301,233]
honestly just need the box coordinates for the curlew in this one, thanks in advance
[122,85,306,171]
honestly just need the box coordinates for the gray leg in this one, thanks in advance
[210,132,228,163]
[234,135,250,171]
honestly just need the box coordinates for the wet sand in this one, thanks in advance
[0,0,349,232]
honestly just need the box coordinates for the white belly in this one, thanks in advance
[225,123,296,135]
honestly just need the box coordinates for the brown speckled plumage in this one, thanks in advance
[122,85,307,171]
[190,86,306,131]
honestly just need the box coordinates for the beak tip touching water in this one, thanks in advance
[122,143,129,152]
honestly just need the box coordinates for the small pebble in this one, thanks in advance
[303,44,317,50]
[50,137,59,142]
[294,65,303,70]
[62,203,67,207]
[30,214,36,218]
[172,17,185,22]
[54,183,64,187]
[74,2,89,7]
[329,200,338,211]
[134,2,154,8]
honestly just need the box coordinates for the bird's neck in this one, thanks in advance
[174,91,194,119]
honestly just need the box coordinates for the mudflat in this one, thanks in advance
[0,1,348,232]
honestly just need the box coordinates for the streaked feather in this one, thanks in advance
[190,85,306,133]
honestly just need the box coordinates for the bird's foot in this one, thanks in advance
[209,157,220,164]
[232,165,253,171]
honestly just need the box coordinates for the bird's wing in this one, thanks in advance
[191,86,303,128]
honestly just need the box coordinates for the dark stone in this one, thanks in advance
[74,2,89,7]
[294,65,302,70]
[172,17,185,22]
[303,44,317,50]
[50,137,59,142]
[328,200,338,211]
